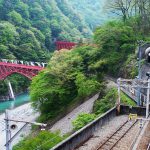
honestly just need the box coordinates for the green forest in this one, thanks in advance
[1,0,150,149]
[0,0,92,60]
[0,0,94,96]
[68,0,115,29]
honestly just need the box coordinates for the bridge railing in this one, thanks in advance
[0,59,48,68]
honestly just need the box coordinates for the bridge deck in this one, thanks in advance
[0,62,43,70]
[0,62,44,80]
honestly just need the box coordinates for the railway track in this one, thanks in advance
[95,120,138,150]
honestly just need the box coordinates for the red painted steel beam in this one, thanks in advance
[0,62,44,80]
[55,41,77,50]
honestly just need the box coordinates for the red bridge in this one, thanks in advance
[55,41,76,50]
[0,61,44,80]
[0,40,76,80]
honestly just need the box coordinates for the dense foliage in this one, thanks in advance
[68,0,115,29]
[30,47,104,121]
[0,0,91,60]
[94,21,137,76]
[13,131,65,150]
[30,17,140,122]
[72,113,96,131]
[93,88,136,115]
[0,0,93,96]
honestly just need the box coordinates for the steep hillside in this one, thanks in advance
[0,0,91,61]
[0,0,92,96]
[68,0,115,29]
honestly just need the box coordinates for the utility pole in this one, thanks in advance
[146,79,150,118]
[117,78,121,115]
[4,110,47,150]
[5,110,11,150]
[137,40,145,106]
[137,41,142,106]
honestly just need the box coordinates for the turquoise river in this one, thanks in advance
[0,93,30,113]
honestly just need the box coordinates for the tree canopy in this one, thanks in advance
[0,0,92,61]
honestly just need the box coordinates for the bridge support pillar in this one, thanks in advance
[8,81,15,100]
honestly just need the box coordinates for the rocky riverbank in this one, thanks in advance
[0,103,39,150]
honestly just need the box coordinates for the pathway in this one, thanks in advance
[50,93,99,135]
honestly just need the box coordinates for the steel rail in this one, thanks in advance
[96,120,138,150]
[95,120,128,150]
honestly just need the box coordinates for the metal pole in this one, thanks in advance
[117,78,121,115]
[137,42,142,106]
[146,79,150,118]
[5,110,11,150]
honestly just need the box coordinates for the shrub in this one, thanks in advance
[72,113,96,131]
[93,88,136,115]
[13,131,65,150]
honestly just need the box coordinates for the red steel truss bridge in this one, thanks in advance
[0,59,47,80]
[55,41,76,50]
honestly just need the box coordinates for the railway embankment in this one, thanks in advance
[51,105,146,150]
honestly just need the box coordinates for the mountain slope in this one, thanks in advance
[0,0,92,96]
[68,0,115,29]
[0,0,91,61]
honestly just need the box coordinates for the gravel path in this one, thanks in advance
[0,103,39,150]
[50,93,99,135]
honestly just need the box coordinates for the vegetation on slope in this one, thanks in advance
[93,88,136,116]
[30,17,140,122]
[13,131,66,150]
[72,113,96,131]
[30,47,104,122]
[94,20,137,76]
[0,0,92,96]
[72,88,136,131]
[0,0,90,60]
[68,0,115,29]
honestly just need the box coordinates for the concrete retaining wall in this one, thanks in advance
[51,107,116,150]
[51,105,146,150]
[120,105,146,116]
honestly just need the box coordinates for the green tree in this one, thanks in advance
[0,21,19,45]
[94,21,136,75]
[8,10,23,25]
[0,45,9,58]
[75,73,101,98]
[15,1,29,19]
[30,50,83,121]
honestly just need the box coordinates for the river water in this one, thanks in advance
[0,93,30,113]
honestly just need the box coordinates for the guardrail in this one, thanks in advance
[0,59,48,68]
